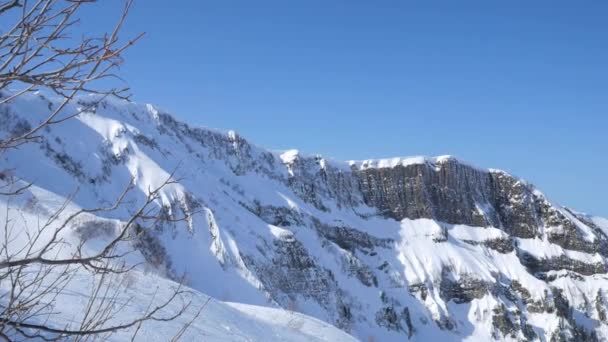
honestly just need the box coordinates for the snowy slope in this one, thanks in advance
[1,91,607,341]
[0,181,357,342]
[0,266,357,341]
[59,271,358,342]
[5,268,358,342]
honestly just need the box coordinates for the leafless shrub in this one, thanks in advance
[73,217,117,242]
[0,0,202,340]
[0,172,200,340]
[0,0,143,154]
[285,298,304,333]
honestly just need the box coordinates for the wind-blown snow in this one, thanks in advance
[348,155,486,172]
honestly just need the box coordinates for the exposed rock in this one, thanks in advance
[356,159,493,227]
[439,270,489,303]
[484,237,515,253]
[491,304,518,339]
[246,201,304,227]
[462,237,515,253]
[409,283,428,301]
[313,219,393,251]
[596,290,607,323]
[341,252,378,287]
[509,280,531,302]
[375,305,414,338]
[517,250,606,277]
[243,234,339,314]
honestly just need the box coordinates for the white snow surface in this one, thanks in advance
[348,155,453,170]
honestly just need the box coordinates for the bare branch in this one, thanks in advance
[0,0,21,15]
[0,1,199,340]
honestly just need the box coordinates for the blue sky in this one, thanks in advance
[85,1,606,216]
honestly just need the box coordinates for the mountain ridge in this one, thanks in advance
[1,91,607,341]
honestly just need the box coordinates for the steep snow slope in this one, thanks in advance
[1,91,608,341]
[0,181,357,342]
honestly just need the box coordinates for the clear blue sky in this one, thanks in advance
[85,1,606,216]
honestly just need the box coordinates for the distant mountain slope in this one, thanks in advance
[1,91,607,341]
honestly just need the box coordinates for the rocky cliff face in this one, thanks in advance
[351,157,608,256]
[1,92,607,341]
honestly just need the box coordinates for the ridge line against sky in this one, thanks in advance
[68,1,608,216]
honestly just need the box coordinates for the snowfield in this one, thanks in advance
[0,269,358,342]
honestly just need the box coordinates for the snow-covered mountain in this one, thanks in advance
[1,91,607,341]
